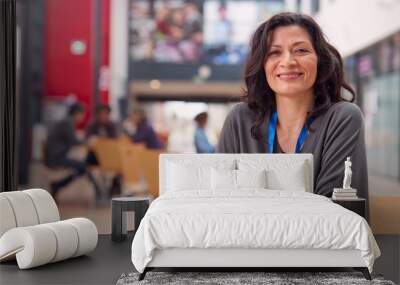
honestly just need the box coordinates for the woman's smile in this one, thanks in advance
[277,72,304,80]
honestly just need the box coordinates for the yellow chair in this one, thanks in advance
[117,134,132,145]
[90,138,124,198]
[139,149,166,198]
[119,143,146,186]
[91,138,122,173]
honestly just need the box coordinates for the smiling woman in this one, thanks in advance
[217,13,368,204]
[264,25,318,153]
[264,25,318,103]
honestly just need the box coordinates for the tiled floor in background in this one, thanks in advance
[59,204,112,234]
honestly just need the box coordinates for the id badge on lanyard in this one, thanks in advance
[268,110,314,153]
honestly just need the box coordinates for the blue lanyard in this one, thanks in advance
[268,110,315,153]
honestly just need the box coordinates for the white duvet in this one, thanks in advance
[131,190,380,273]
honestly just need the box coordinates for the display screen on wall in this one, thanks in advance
[203,0,282,64]
[130,0,203,63]
[129,0,284,65]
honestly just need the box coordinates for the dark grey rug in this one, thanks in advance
[116,271,396,285]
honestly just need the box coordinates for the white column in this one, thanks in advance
[110,0,128,120]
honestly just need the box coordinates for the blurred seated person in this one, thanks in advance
[86,104,120,165]
[86,104,119,139]
[194,112,215,153]
[45,103,100,200]
[124,106,163,149]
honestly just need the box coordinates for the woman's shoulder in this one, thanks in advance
[327,101,363,122]
[226,102,255,121]
[323,101,364,130]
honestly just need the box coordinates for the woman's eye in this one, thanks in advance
[295,48,308,53]
[268,50,280,56]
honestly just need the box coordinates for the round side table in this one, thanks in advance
[111,197,150,242]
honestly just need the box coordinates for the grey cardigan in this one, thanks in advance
[217,102,368,200]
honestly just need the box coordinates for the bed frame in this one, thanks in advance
[140,248,371,280]
[138,154,371,281]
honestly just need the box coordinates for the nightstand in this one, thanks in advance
[111,197,150,242]
[331,198,366,219]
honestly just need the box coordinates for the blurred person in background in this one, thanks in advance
[86,104,119,140]
[124,106,163,149]
[217,13,368,200]
[45,103,100,200]
[194,112,215,153]
[86,104,120,165]
[85,104,122,198]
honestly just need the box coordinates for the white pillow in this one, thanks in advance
[167,163,211,191]
[211,168,236,190]
[236,169,267,189]
[266,162,307,191]
[211,169,268,191]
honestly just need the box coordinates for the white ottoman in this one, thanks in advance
[0,189,98,269]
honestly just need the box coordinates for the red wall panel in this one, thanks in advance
[100,0,111,104]
[44,0,111,124]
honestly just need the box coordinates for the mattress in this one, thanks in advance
[131,190,380,273]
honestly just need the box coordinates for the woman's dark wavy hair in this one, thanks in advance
[243,12,355,139]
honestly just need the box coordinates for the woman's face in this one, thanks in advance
[264,25,318,98]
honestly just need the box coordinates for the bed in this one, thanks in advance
[131,154,380,281]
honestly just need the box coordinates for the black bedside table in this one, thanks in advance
[331,198,366,219]
[111,197,150,242]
